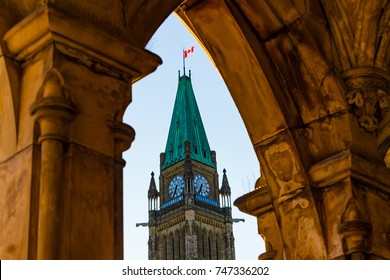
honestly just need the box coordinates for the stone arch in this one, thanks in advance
[0,0,389,260]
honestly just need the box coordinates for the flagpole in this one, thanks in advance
[183,49,186,76]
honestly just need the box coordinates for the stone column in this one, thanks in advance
[148,211,158,260]
[108,121,135,260]
[2,4,160,259]
[184,209,198,259]
[30,72,78,259]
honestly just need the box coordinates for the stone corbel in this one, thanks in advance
[342,67,390,166]
[337,198,372,259]
[342,67,389,132]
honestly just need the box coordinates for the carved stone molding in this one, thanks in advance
[342,67,390,133]
[3,6,161,82]
[309,149,390,192]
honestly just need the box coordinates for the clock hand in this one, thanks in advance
[199,184,203,194]
[174,184,178,197]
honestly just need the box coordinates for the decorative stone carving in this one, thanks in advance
[342,67,389,133]
[265,143,294,182]
[3,5,161,82]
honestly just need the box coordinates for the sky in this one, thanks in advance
[123,13,264,260]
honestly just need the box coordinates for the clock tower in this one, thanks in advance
[147,71,235,260]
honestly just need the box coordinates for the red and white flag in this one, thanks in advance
[184,46,195,58]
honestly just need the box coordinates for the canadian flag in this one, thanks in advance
[184,46,195,58]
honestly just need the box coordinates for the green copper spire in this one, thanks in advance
[161,72,215,170]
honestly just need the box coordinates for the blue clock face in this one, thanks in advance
[169,175,185,198]
[194,174,210,197]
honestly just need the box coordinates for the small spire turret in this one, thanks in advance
[220,168,232,208]
[148,172,159,211]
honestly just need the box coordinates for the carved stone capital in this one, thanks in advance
[30,96,78,143]
[342,67,390,132]
[108,120,135,155]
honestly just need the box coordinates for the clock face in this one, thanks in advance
[169,175,185,198]
[194,174,210,197]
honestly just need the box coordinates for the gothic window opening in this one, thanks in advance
[178,233,181,259]
[202,232,207,259]
[216,239,219,260]
[168,233,174,260]
[208,235,212,260]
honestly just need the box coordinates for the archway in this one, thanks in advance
[0,0,389,260]
[123,13,262,259]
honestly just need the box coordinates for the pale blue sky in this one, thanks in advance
[123,14,264,260]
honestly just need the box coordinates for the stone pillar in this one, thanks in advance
[1,4,160,259]
[30,72,78,259]
[185,209,198,259]
[224,223,235,260]
[148,211,158,260]
[108,121,135,260]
